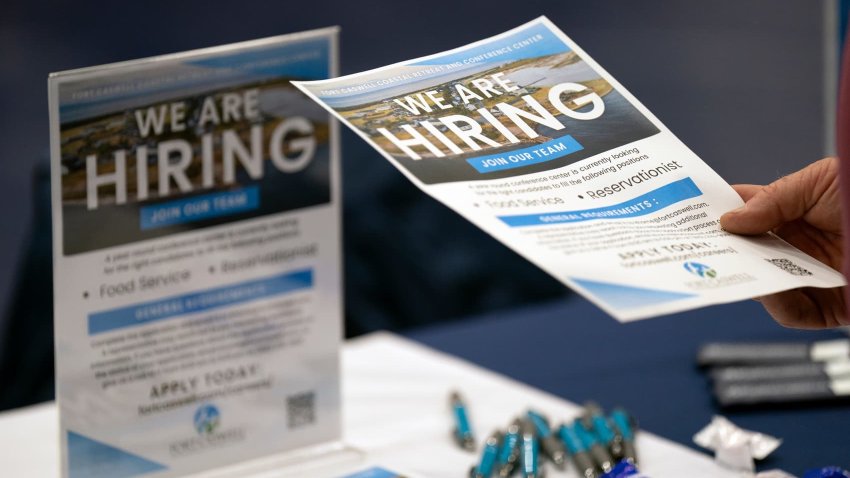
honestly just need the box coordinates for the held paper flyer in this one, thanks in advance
[294,16,845,321]
[49,29,342,477]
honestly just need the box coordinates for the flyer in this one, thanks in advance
[49,29,342,477]
[293,16,845,321]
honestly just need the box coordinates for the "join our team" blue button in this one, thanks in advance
[139,186,259,230]
[466,136,584,173]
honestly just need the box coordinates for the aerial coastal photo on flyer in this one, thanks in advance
[300,21,659,184]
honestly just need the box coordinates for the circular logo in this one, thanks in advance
[683,261,717,278]
[193,404,221,435]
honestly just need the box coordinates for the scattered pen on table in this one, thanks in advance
[519,418,543,478]
[574,419,614,474]
[497,419,522,477]
[581,402,623,461]
[609,408,638,465]
[450,391,476,451]
[452,393,640,478]
[470,430,502,478]
[558,422,598,478]
[527,409,566,470]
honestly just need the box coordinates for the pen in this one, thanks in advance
[558,423,598,478]
[581,402,622,460]
[496,419,522,477]
[698,339,850,366]
[714,377,850,406]
[450,391,476,451]
[574,420,614,474]
[711,360,850,384]
[470,430,502,478]
[599,460,644,478]
[527,410,566,469]
[520,418,543,478]
[609,408,638,465]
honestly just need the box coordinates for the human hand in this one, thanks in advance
[719,157,848,328]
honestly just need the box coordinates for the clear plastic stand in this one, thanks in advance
[184,441,364,478]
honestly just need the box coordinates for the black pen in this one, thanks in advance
[711,360,850,384]
[714,377,850,406]
[698,339,850,366]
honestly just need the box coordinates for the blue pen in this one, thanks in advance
[583,402,622,460]
[497,419,522,477]
[527,410,566,469]
[574,420,614,474]
[610,408,638,465]
[520,419,542,478]
[471,431,502,478]
[600,459,644,478]
[450,391,475,451]
[558,424,598,478]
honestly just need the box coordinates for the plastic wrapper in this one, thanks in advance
[693,416,782,472]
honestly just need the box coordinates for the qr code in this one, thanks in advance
[287,391,316,429]
[765,258,813,276]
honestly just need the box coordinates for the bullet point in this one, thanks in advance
[578,195,584,199]
[83,291,89,299]
[209,266,215,273]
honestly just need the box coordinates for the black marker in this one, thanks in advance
[698,339,850,366]
[711,360,850,384]
[714,377,850,406]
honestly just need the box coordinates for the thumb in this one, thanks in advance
[720,162,826,235]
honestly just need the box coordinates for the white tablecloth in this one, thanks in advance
[0,332,735,477]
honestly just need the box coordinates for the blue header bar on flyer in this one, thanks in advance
[498,177,702,227]
[466,136,583,173]
[88,269,313,335]
[140,186,260,230]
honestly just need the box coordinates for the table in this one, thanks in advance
[0,333,736,477]
[406,296,850,474]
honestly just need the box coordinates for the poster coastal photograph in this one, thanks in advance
[57,39,332,255]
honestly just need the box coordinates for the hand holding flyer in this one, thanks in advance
[294,16,845,321]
